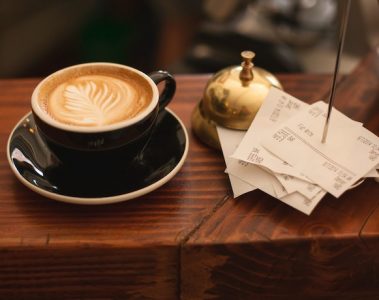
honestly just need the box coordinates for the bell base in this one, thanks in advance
[191,100,221,151]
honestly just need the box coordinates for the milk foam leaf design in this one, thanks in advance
[62,81,122,126]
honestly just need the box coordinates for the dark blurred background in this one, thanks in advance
[0,0,377,78]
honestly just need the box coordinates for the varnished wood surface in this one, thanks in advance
[0,75,223,299]
[183,49,379,299]
[0,49,378,299]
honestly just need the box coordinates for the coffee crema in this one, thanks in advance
[40,73,152,127]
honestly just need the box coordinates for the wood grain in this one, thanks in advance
[0,75,228,299]
[182,48,379,300]
[0,50,377,299]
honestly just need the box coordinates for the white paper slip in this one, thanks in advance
[279,189,326,216]
[219,132,324,214]
[229,173,256,198]
[271,176,288,198]
[227,158,284,198]
[274,173,323,199]
[231,87,308,177]
[231,87,323,197]
[262,101,379,197]
[216,126,256,198]
[274,173,298,194]
[227,159,325,215]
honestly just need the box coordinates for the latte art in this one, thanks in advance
[46,75,151,126]
[63,80,125,125]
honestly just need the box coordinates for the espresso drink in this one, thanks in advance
[37,66,153,127]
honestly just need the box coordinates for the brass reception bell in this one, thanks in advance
[191,51,283,150]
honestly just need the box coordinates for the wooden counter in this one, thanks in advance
[0,48,378,299]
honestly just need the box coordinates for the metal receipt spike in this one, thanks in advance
[321,0,351,143]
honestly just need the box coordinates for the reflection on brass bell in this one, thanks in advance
[191,50,283,150]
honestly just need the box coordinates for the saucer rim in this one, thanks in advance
[6,108,189,205]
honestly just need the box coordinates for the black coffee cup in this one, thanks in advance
[31,63,176,165]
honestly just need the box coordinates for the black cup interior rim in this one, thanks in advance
[31,62,159,133]
[7,108,189,205]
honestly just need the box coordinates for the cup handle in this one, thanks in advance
[149,71,176,111]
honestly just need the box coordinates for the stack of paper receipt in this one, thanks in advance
[217,88,379,215]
